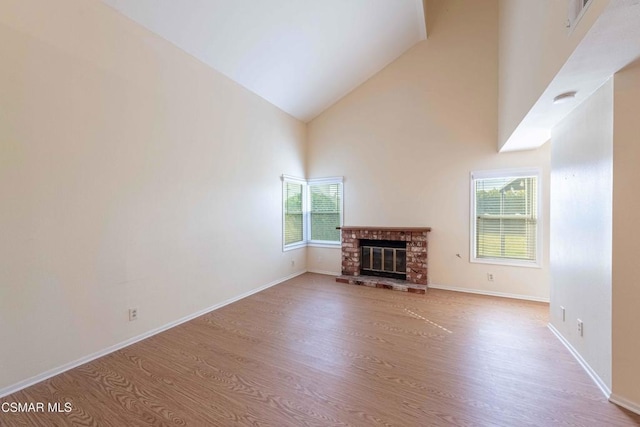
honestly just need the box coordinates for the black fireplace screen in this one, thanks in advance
[360,239,407,280]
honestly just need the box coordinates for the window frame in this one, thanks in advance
[281,175,343,251]
[282,175,307,251]
[307,177,343,248]
[469,168,542,268]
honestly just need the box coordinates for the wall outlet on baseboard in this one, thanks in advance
[577,319,583,337]
[487,273,494,281]
[291,259,295,267]
[129,308,138,321]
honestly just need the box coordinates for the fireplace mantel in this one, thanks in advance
[339,226,431,233]
[337,226,431,293]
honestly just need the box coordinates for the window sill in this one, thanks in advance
[471,257,541,269]
[308,241,341,249]
[283,242,306,252]
[283,241,341,251]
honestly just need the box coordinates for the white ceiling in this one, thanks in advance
[500,0,640,152]
[101,0,427,122]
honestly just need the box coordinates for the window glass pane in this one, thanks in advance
[384,249,394,272]
[362,246,371,270]
[310,183,341,242]
[396,250,406,273]
[372,248,382,270]
[284,182,303,245]
[474,176,537,262]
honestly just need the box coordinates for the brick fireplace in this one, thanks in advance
[337,226,431,293]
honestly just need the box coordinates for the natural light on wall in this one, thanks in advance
[470,169,541,267]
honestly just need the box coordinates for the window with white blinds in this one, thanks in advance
[471,169,541,267]
[309,179,342,243]
[282,175,343,250]
[283,179,304,247]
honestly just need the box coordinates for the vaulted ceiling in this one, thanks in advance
[101,0,427,122]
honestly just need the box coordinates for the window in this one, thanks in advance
[470,169,541,267]
[309,178,342,243]
[282,175,343,250]
[283,178,305,248]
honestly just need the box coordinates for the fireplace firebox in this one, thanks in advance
[360,239,407,280]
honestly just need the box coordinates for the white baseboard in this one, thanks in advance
[610,393,640,416]
[547,323,611,398]
[306,269,340,276]
[429,283,549,303]
[0,270,306,399]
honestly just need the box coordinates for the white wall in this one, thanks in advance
[0,0,306,393]
[612,60,640,410]
[549,80,613,391]
[547,64,640,413]
[498,0,609,150]
[307,0,550,301]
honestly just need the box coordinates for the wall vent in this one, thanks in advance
[567,0,593,32]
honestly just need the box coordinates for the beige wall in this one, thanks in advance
[548,65,640,411]
[498,0,610,150]
[0,0,306,392]
[612,60,640,409]
[550,80,614,391]
[307,0,550,301]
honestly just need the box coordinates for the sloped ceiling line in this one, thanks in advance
[101,0,427,122]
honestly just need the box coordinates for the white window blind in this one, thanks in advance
[471,170,540,266]
[283,180,304,246]
[282,175,343,250]
[309,181,342,242]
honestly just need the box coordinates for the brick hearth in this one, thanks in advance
[338,226,431,291]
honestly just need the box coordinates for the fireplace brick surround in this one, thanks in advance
[337,226,431,293]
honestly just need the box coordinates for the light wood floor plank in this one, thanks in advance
[1,273,639,426]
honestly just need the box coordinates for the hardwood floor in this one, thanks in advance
[1,273,639,426]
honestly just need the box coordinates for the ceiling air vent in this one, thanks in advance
[567,0,593,32]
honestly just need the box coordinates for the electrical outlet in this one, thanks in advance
[129,308,138,321]
[577,319,583,337]
[487,273,494,281]
[291,259,295,267]
[561,306,566,322]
